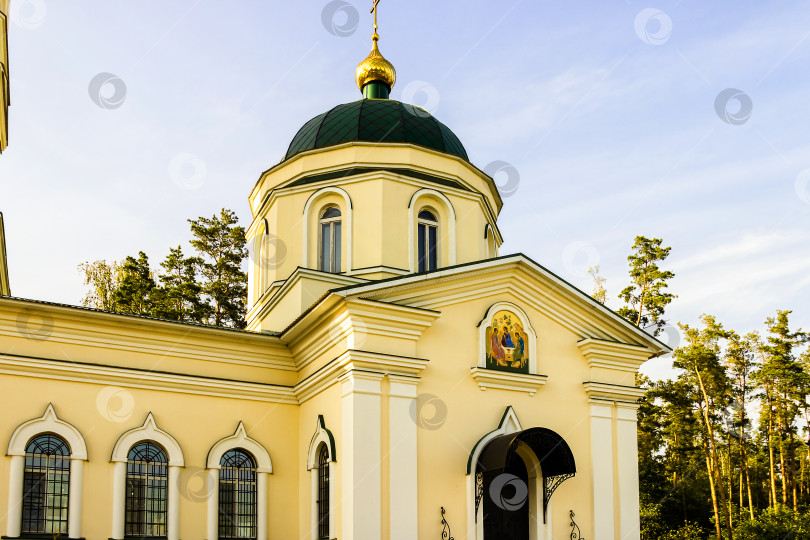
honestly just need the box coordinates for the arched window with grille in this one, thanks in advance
[22,434,70,534]
[319,207,342,273]
[126,441,168,537]
[317,444,330,539]
[417,209,438,272]
[218,449,257,539]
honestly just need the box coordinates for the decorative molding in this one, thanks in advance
[583,381,645,403]
[0,353,297,404]
[577,337,651,373]
[295,349,429,403]
[206,421,273,473]
[110,413,185,466]
[245,265,367,328]
[306,415,337,469]
[470,367,547,396]
[0,297,293,371]
[7,403,88,460]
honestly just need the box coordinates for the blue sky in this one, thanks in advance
[1,1,808,379]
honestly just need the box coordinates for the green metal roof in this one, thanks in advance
[285,99,469,162]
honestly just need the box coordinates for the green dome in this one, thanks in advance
[284,99,469,162]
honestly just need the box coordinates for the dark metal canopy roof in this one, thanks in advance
[476,427,576,477]
[284,99,469,162]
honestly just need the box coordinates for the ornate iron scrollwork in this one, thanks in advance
[441,506,455,540]
[474,472,484,522]
[543,472,575,522]
[570,510,585,539]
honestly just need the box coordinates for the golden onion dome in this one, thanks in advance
[355,33,396,92]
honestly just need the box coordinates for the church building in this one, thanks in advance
[0,4,669,539]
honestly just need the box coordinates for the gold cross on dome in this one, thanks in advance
[371,0,382,32]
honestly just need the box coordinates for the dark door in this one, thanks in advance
[482,455,529,539]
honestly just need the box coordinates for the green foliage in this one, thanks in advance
[79,209,248,328]
[618,235,676,335]
[734,507,810,539]
[112,251,155,316]
[189,209,248,328]
[78,259,121,311]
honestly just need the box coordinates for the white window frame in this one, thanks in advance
[205,421,273,540]
[302,187,353,272]
[416,208,439,272]
[6,404,87,539]
[408,188,456,272]
[318,206,342,273]
[306,416,336,540]
[110,413,185,540]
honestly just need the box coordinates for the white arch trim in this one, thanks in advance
[6,404,87,539]
[206,422,272,540]
[110,413,184,540]
[307,415,337,540]
[477,301,539,375]
[7,403,88,459]
[306,415,337,469]
[206,421,273,473]
[302,186,353,271]
[466,407,534,540]
[408,188,457,271]
[110,412,184,466]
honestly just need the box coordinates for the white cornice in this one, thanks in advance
[246,266,367,328]
[0,353,298,404]
[286,297,440,370]
[470,367,548,396]
[294,349,429,403]
[577,338,651,372]
[582,381,645,403]
[0,297,294,370]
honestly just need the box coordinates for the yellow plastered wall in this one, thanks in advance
[0,375,300,539]
[410,295,596,538]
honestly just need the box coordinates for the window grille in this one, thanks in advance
[125,441,168,537]
[317,445,330,539]
[22,434,70,534]
[218,449,257,539]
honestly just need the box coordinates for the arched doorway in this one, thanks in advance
[476,427,576,539]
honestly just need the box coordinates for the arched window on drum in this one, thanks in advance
[319,207,342,273]
[417,209,438,272]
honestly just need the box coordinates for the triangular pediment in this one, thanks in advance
[332,254,668,356]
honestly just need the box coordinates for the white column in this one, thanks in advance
[310,469,318,540]
[207,469,219,540]
[590,402,615,540]
[111,461,126,539]
[257,472,268,539]
[340,370,383,540]
[617,405,641,540]
[388,375,418,540]
[6,454,24,537]
[68,459,84,539]
[168,465,181,540]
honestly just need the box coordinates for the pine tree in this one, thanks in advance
[618,236,676,335]
[151,246,208,323]
[188,209,248,328]
[112,252,156,316]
